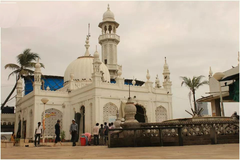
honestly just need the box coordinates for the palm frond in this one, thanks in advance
[196,80,209,89]
[17,49,40,66]
[5,63,20,70]
[180,76,192,89]
[8,69,20,80]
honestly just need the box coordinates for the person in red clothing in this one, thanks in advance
[83,133,91,145]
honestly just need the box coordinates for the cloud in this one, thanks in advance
[1,1,239,117]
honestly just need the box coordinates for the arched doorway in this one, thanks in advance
[74,112,81,142]
[79,106,85,135]
[155,106,167,122]
[135,104,147,123]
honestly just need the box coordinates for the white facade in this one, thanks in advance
[14,6,173,140]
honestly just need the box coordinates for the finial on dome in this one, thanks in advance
[107,4,110,10]
[165,57,167,63]
[35,57,41,69]
[84,23,91,56]
[209,67,213,77]
[146,69,150,81]
[132,76,136,86]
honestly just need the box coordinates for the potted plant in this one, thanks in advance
[60,131,65,142]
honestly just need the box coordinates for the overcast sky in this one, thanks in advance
[1,1,239,118]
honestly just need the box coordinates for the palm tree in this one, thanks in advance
[2,49,44,110]
[180,75,208,113]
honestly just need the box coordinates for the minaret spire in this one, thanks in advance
[209,67,213,77]
[84,23,91,56]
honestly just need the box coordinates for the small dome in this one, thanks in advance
[64,56,110,82]
[94,50,99,59]
[35,58,41,68]
[103,5,115,21]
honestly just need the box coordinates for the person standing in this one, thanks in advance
[35,122,42,147]
[92,123,100,145]
[69,119,78,146]
[11,132,15,146]
[53,120,62,146]
[99,124,105,145]
[103,122,109,145]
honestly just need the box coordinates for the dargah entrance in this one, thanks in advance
[135,104,147,123]
[42,108,63,137]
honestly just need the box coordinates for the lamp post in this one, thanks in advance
[213,72,225,117]
[41,98,49,144]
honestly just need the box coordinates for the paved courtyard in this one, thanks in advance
[1,143,239,159]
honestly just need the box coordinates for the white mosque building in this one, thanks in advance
[14,5,173,140]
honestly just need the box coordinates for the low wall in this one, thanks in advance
[109,119,239,148]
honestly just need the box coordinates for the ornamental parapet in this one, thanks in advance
[98,34,120,43]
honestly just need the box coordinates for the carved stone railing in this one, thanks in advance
[140,120,239,137]
[108,119,239,147]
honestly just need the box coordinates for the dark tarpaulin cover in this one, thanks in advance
[229,79,239,102]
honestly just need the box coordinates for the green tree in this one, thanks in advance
[180,75,208,113]
[2,49,44,110]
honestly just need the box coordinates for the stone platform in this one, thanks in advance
[1,143,239,159]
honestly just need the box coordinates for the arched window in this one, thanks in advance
[155,106,167,122]
[42,108,63,137]
[103,102,118,123]
[108,25,112,34]
[104,26,107,34]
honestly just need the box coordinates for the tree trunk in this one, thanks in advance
[1,75,20,110]
[192,90,197,113]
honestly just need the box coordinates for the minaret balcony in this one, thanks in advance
[99,34,120,43]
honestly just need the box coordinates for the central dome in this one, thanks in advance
[64,56,110,82]
[103,5,115,21]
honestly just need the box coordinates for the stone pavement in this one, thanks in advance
[1,143,239,159]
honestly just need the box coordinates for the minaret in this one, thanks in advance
[98,4,120,79]
[33,58,42,92]
[92,46,102,86]
[162,57,172,92]
[16,78,23,104]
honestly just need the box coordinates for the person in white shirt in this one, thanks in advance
[35,122,43,147]
[92,123,100,145]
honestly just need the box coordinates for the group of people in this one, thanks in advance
[34,120,63,147]
[33,119,115,147]
[91,122,115,145]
